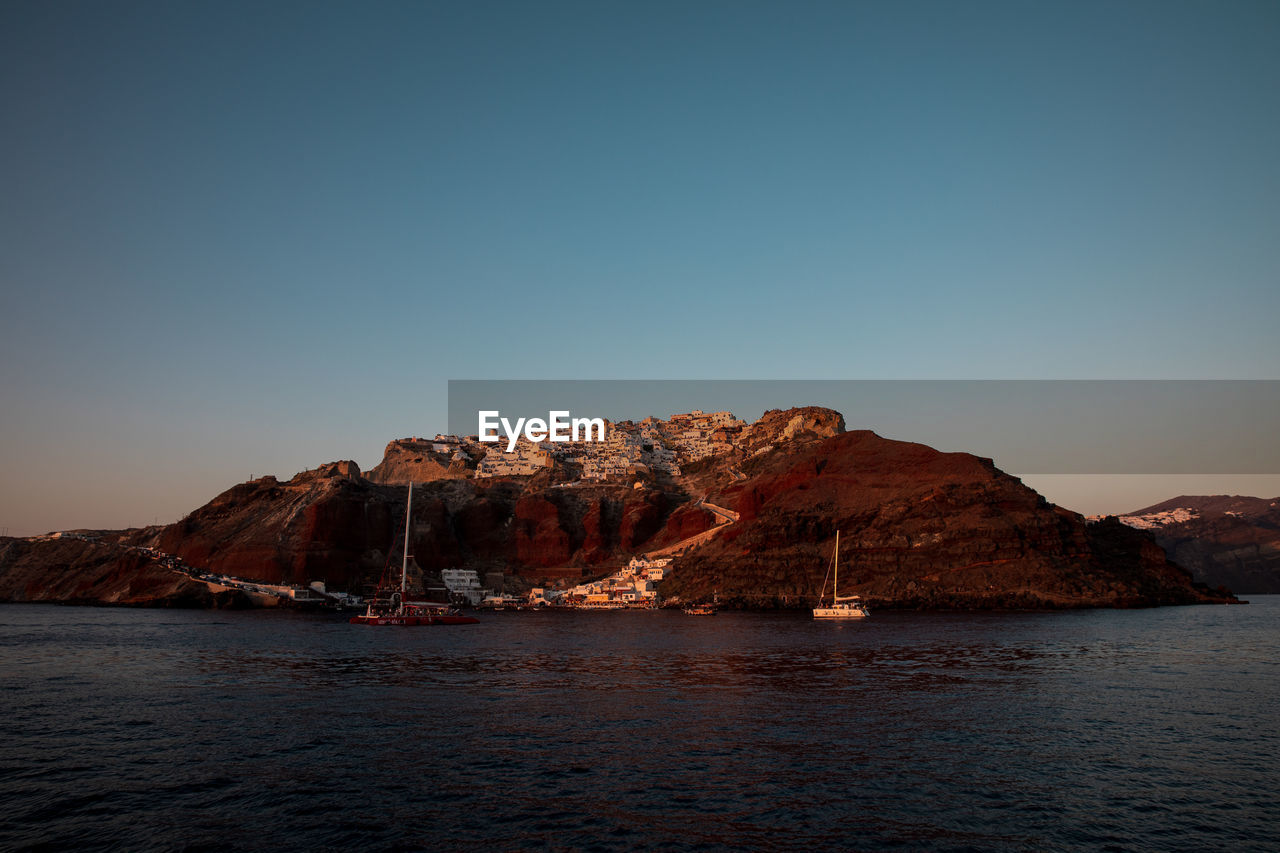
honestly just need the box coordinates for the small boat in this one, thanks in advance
[350,482,479,627]
[477,594,526,610]
[683,589,718,615]
[349,598,479,626]
[813,531,869,619]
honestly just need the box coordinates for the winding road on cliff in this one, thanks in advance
[643,498,740,558]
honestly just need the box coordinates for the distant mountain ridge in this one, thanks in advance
[1107,495,1280,594]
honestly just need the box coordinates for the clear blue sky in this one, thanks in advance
[2,0,1278,534]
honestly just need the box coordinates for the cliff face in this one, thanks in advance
[141,469,685,592]
[0,536,224,607]
[153,466,398,590]
[365,439,472,484]
[662,431,1233,609]
[738,406,846,456]
[1113,496,1280,594]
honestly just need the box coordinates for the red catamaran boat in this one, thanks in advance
[350,482,479,627]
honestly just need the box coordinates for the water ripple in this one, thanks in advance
[0,603,1277,851]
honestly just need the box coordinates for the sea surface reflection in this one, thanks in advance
[1,602,1276,851]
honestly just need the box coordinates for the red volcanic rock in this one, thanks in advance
[452,495,513,563]
[579,499,611,564]
[148,466,683,595]
[664,430,1236,609]
[0,536,225,606]
[403,497,465,571]
[365,439,468,484]
[737,406,845,456]
[513,496,572,567]
[156,470,397,589]
[619,491,669,551]
[649,502,717,547]
[158,473,533,588]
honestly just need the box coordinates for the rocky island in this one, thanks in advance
[0,407,1239,609]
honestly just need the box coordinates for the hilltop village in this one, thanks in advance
[360,409,761,609]
[387,409,748,481]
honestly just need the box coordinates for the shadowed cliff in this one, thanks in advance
[662,430,1235,609]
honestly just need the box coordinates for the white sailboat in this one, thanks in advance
[813,530,869,619]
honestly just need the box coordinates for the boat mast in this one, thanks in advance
[833,530,839,604]
[401,479,412,591]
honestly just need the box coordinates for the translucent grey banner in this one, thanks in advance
[447,380,1280,474]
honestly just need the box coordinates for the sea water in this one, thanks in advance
[1,600,1277,851]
